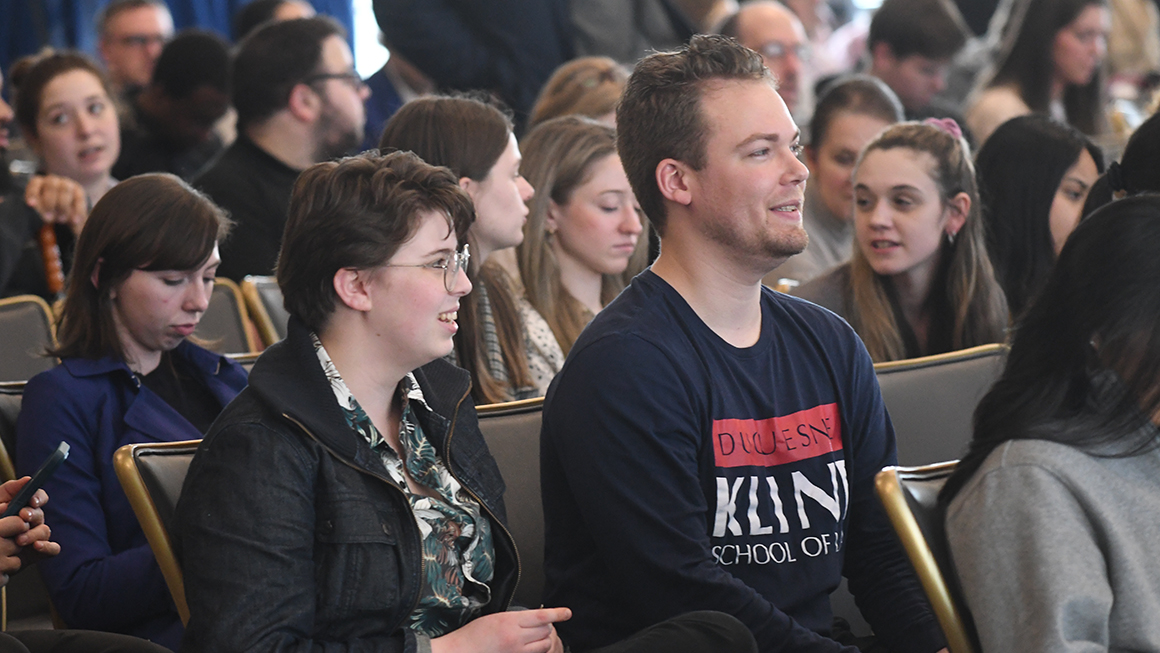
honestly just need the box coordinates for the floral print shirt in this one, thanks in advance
[312,334,495,637]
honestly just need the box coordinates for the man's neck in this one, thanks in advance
[244,117,315,171]
[650,225,771,349]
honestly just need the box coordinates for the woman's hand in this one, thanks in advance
[24,175,88,237]
[430,607,571,653]
[0,477,60,586]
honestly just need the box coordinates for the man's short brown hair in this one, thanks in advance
[277,150,475,333]
[616,34,769,236]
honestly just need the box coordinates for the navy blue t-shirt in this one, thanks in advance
[541,270,943,653]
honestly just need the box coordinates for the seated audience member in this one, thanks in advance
[195,17,368,281]
[0,481,167,653]
[528,56,628,128]
[796,120,1007,361]
[12,52,120,207]
[769,75,904,287]
[542,34,948,653]
[516,116,644,388]
[174,150,756,653]
[942,194,1160,652]
[718,2,811,119]
[379,96,561,403]
[966,0,1110,145]
[0,69,87,300]
[232,0,315,40]
[7,52,120,299]
[15,174,247,651]
[1081,109,1160,214]
[866,0,971,123]
[975,114,1103,319]
[112,30,231,181]
[96,0,174,99]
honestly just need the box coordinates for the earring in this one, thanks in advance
[946,230,957,246]
[546,226,557,236]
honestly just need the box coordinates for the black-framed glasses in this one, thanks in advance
[302,71,366,91]
[384,245,470,293]
[757,41,809,62]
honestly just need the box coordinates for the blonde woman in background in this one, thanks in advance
[518,116,644,385]
[529,56,628,128]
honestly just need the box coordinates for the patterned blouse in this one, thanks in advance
[312,334,495,638]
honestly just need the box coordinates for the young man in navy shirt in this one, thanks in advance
[540,34,949,653]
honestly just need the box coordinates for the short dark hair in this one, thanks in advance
[616,34,770,236]
[809,74,904,149]
[53,174,232,361]
[277,151,475,333]
[867,0,969,61]
[97,0,168,38]
[10,51,116,139]
[151,30,231,99]
[232,16,345,130]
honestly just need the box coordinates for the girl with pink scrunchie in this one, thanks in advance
[794,119,1009,362]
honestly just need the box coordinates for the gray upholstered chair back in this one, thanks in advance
[475,397,545,608]
[194,279,257,354]
[0,295,56,382]
[875,344,1007,466]
[876,463,978,653]
[114,440,201,625]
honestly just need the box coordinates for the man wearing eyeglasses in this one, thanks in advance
[97,0,174,99]
[719,2,810,119]
[194,17,370,282]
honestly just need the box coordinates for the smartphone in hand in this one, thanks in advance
[2,441,69,519]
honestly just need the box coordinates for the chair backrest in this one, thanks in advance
[225,352,260,374]
[113,439,201,626]
[195,278,258,354]
[875,462,978,653]
[475,397,545,608]
[0,295,56,383]
[874,344,1007,466]
[241,275,288,346]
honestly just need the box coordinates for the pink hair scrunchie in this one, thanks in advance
[923,117,963,139]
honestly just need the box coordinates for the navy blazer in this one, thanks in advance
[16,342,247,651]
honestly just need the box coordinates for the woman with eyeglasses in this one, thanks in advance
[379,95,563,401]
[175,150,756,653]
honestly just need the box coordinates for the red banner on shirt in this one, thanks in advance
[712,404,843,468]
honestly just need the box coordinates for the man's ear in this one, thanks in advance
[286,82,321,123]
[870,41,897,73]
[332,267,373,312]
[656,158,693,207]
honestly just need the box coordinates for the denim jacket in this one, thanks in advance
[174,318,519,653]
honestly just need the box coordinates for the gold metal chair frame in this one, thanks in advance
[875,462,976,653]
[113,440,201,626]
[239,276,281,347]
